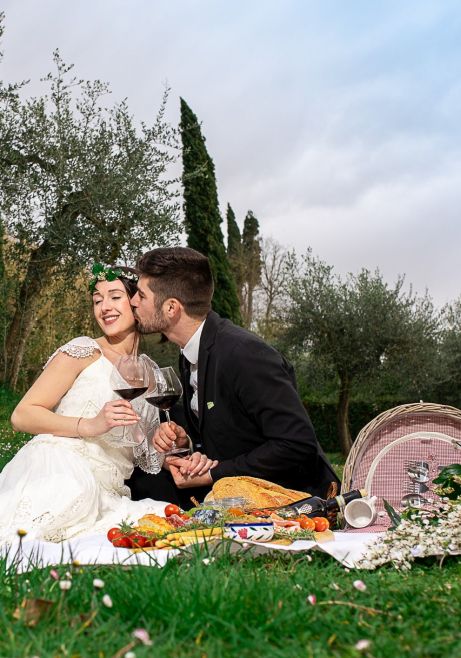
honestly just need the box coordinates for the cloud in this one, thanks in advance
[2,0,461,307]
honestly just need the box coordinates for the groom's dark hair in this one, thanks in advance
[136,247,214,318]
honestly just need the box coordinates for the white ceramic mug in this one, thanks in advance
[344,496,377,528]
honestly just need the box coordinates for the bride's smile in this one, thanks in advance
[93,280,136,340]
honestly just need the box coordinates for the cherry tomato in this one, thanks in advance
[165,504,181,517]
[112,535,133,548]
[107,527,121,542]
[130,534,147,548]
[312,517,330,532]
[299,516,316,531]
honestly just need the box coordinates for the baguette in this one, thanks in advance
[165,527,224,541]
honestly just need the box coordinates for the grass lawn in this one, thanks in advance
[1,387,461,658]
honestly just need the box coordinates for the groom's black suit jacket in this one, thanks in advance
[180,311,339,498]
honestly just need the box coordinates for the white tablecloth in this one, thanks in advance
[2,531,380,572]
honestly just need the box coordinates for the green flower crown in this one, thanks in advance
[88,262,138,294]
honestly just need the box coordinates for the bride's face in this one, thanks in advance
[92,280,136,336]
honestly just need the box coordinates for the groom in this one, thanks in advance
[128,247,339,505]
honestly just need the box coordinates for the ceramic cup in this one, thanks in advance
[344,496,378,529]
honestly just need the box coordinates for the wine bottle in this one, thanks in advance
[274,489,368,519]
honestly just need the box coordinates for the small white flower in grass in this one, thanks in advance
[202,557,215,566]
[353,580,367,592]
[132,628,153,646]
[124,652,136,658]
[59,580,72,591]
[355,639,371,651]
[330,582,340,591]
[306,594,316,605]
[102,594,113,608]
[294,584,302,590]
[65,571,72,579]
[50,569,59,581]
[93,578,105,589]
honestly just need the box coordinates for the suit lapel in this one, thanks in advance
[197,311,219,429]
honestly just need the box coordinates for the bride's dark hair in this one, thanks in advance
[118,277,137,298]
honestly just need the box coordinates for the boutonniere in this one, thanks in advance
[207,401,215,410]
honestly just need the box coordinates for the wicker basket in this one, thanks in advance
[340,402,461,531]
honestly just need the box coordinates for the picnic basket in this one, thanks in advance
[341,402,461,531]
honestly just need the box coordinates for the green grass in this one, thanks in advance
[1,391,461,657]
[0,386,30,470]
[0,547,460,658]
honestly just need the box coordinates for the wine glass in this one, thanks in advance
[145,366,190,457]
[110,356,149,445]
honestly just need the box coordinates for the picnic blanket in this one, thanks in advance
[1,531,380,572]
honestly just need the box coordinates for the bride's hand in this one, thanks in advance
[80,400,140,437]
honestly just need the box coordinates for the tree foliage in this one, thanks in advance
[179,98,240,323]
[0,24,180,387]
[434,299,461,408]
[240,211,262,328]
[281,251,440,454]
[226,203,244,304]
[226,206,262,328]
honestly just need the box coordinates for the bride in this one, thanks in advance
[0,264,215,544]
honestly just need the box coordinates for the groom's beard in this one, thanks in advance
[135,306,169,335]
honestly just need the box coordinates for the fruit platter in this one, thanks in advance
[106,501,334,552]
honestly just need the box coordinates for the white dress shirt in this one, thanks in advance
[181,320,205,417]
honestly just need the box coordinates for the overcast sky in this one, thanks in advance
[2,0,461,307]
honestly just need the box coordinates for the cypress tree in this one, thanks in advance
[226,203,244,306]
[241,210,262,327]
[226,203,241,258]
[180,98,241,323]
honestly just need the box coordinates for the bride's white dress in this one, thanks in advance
[0,337,168,544]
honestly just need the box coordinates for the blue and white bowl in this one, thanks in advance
[224,521,274,542]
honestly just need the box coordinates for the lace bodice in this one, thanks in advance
[47,337,162,475]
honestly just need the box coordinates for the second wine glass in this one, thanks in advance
[145,366,190,456]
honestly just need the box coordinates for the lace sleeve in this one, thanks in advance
[43,336,102,369]
[131,395,164,474]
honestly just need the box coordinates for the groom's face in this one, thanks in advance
[131,275,169,335]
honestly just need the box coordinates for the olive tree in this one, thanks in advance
[281,251,440,455]
[0,35,180,387]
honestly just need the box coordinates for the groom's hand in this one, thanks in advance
[153,421,188,453]
[166,453,218,488]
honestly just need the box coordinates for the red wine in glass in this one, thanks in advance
[145,393,180,410]
[145,366,190,457]
[113,386,148,401]
[110,356,149,445]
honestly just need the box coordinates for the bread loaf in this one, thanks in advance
[205,476,310,508]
